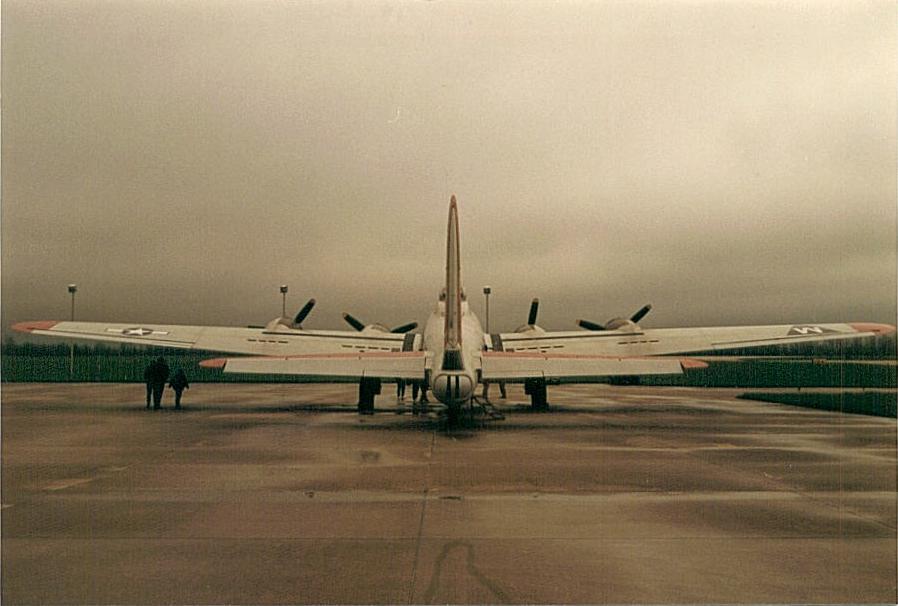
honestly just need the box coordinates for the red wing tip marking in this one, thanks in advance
[12,321,59,333]
[680,358,709,369]
[849,322,896,336]
[199,358,228,368]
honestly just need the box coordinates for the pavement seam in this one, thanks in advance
[407,429,436,604]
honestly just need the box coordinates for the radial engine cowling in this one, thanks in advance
[578,304,652,332]
[602,317,638,331]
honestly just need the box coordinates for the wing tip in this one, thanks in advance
[680,358,709,370]
[199,357,228,369]
[849,322,896,336]
[12,321,59,333]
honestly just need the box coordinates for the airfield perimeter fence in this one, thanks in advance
[2,340,896,388]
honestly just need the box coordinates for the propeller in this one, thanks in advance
[629,303,652,324]
[577,319,605,331]
[293,298,316,326]
[515,298,545,333]
[390,321,419,334]
[578,304,652,331]
[342,312,418,333]
[527,298,540,326]
[342,312,366,332]
[264,297,316,331]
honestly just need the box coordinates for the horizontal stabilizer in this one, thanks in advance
[481,351,706,381]
[200,352,426,380]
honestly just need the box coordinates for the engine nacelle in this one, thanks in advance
[264,317,297,332]
[578,304,652,332]
[603,317,639,331]
[342,312,418,334]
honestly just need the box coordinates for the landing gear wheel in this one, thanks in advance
[357,378,381,415]
[524,378,548,411]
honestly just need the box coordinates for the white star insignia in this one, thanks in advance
[105,327,169,336]
[123,328,153,336]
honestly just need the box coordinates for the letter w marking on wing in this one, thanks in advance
[789,325,826,336]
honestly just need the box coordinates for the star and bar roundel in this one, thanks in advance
[787,325,838,336]
[105,327,170,336]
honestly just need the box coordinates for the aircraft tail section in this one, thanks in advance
[444,196,462,351]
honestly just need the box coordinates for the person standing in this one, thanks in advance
[144,361,155,409]
[151,357,169,409]
[411,383,429,416]
[169,368,189,410]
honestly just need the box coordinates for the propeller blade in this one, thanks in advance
[630,304,652,323]
[528,298,540,326]
[390,322,418,334]
[293,298,316,325]
[577,319,606,331]
[342,312,365,332]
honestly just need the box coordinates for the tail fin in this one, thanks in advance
[444,195,462,350]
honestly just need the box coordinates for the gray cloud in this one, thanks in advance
[3,1,895,337]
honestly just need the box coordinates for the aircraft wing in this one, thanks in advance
[495,323,895,358]
[200,352,426,380]
[480,351,707,381]
[12,321,415,356]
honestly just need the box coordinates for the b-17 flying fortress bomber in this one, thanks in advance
[13,197,895,422]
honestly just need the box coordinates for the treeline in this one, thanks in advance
[637,358,896,388]
[1,336,896,387]
[0,342,342,383]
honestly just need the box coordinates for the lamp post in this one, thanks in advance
[68,284,77,377]
[280,285,288,318]
[483,285,491,334]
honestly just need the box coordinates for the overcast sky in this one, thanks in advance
[3,1,896,338]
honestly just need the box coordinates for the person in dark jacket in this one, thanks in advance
[169,368,189,410]
[144,361,154,409]
[151,357,169,409]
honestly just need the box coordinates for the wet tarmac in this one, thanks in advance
[2,383,896,604]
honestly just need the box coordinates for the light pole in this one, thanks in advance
[482,285,506,399]
[280,285,288,318]
[68,284,77,377]
[483,285,491,335]
[482,285,492,401]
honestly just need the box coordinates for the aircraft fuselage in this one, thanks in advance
[423,300,484,409]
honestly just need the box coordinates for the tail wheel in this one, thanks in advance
[447,403,462,425]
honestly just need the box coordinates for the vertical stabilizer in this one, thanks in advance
[444,196,462,350]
